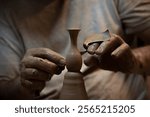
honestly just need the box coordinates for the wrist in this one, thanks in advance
[132,49,145,75]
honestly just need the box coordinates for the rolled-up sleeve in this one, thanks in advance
[0,11,25,99]
[0,14,24,80]
[118,0,150,35]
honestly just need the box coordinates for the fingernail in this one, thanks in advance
[59,59,66,66]
[87,43,99,54]
[88,46,95,54]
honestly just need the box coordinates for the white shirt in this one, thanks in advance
[0,0,150,99]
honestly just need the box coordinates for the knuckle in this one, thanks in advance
[26,48,40,56]
[41,47,48,51]
[36,57,44,64]
[40,48,49,54]
[32,69,38,76]
[21,56,32,64]
[112,34,123,44]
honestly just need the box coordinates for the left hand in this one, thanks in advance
[83,34,139,73]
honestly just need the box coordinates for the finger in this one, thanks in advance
[87,43,100,54]
[84,53,99,66]
[22,56,59,75]
[95,35,123,55]
[26,48,66,67]
[21,79,45,92]
[111,43,130,58]
[21,68,51,81]
[83,30,110,49]
[111,43,134,72]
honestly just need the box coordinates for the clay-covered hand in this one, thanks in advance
[83,34,139,73]
[20,48,66,95]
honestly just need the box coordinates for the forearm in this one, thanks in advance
[0,77,33,99]
[132,45,150,75]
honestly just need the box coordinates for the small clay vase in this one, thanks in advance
[59,29,88,100]
[66,29,82,72]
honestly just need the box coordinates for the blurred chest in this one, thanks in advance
[18,0,123,57]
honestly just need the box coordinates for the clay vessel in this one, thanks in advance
[66,29,82,72]
[59,29,88,100]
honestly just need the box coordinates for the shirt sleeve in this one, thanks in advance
[0,10,25,82]
[118,0,150,36]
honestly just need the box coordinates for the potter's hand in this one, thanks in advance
[83,34,139,73]
[20,48,66,95]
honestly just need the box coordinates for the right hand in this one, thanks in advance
[20,48,66,96]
